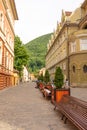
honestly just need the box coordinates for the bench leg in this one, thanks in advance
[64,117,68,124]
[43,93,45,97]
[54,106,56,110]
[61,114,65,120]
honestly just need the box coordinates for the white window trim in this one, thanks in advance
[80,39,87,51]
[70,41,76,53]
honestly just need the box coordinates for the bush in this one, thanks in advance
[54,67,64,89]
[44,70,50,84]
[38,73,44,82]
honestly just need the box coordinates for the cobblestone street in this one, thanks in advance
[0,81,87,130]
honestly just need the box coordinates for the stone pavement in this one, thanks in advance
[0,81,87,130]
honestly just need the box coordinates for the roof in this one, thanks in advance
[65,11,72,16]
[81,0,87,8]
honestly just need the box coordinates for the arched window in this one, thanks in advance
[72,65,75,73]
[83,25,87,29]
[83,65,87,73]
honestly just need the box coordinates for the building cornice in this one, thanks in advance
[69,51,87,57]
[2,0,8,10]
[81,0,87,8]
[58,22,78,37]
[2,0,18,20]
[46,22,78,56]
[76,33,87,37]
[9,0,18,20]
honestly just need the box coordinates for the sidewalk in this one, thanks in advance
[0,81,86,130]
[71,87,87,101]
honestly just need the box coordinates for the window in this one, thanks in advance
[83,65,87,73]
[80,39,87,50]
[0,41,2,65]
[83,25,87,29]
[6,51,9,68]
[7,9,14,27]
[72,65,75,73]
[63,63,66,70]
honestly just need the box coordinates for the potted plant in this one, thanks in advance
[44,69,52,91]
[43,70,52,98]
[54,67,70,102]
[44,70,50,84]
[38,73,44,90]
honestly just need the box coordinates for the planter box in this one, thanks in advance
[39,82,44,90]
[55,88,70,103]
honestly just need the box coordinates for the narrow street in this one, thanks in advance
[0,81,87,130]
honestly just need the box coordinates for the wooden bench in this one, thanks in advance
[54,95,87,130]
[43,88,51,98]
[43,85,52,99]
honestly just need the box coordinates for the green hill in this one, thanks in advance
[25,33,52,74]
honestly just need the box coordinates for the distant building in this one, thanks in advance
[30,73,35,81]
[0,0,18,89]
[39,67,46,76]
[22,66,29,82]
[46,0,87,87]
[13,69,19,86]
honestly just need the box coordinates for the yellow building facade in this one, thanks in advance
[13,69,19,86]
[0,0,18,89]
[46,0,87,87]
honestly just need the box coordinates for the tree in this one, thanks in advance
[38,73,44,82]
[14,36,29,77]
[44,70,50,84]
[54,67,64,89]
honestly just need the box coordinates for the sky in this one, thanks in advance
[14,0,84,44]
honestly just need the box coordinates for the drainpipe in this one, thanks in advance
[66,22,70,86]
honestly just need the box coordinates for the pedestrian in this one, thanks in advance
[35,80,39,88]
[64,79,69,89]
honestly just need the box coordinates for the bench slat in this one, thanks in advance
[54,95,87,130]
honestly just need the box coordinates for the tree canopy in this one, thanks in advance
[25,33,52,74]
[14,36,29,77]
